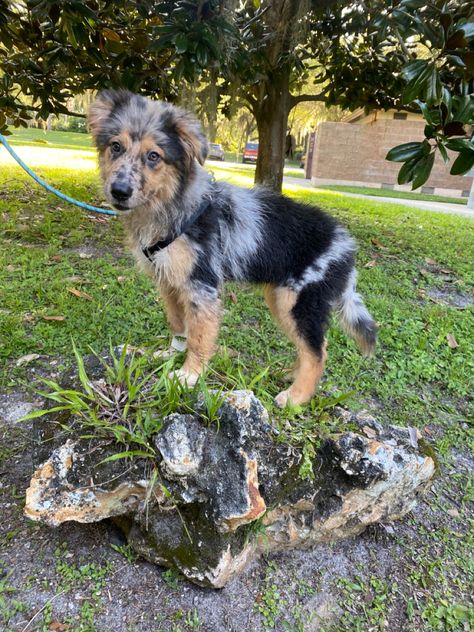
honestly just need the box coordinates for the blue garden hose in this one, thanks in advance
[0,133,117,217]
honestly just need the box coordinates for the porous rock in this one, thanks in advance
[25,390,435,588]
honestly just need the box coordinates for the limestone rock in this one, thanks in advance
[25,390,435,588]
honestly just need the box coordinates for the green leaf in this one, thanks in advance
[425,66,442,106]
[412,152,435,189]
[397,156,420,185]
[174,32,189,54]
[446,55,466,69]
[438,142,449,164]
[401,60,429,83]
[424,125,435,139]
[98,450,154,465]
[386,142,425,162]
[445,138,474,152]
[72,341,93,397]
[450,150,474,176]
[18,406,72,421]
[453,95,474,125]
[399,0,426,8]
[441,87,452,123]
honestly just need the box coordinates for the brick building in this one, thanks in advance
[309,109,472,198]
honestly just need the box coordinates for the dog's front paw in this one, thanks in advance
[275,387,312,408]
[274,389,291,408]
[170,368,199,388]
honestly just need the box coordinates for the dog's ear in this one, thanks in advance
[88,91,115,139]
[174,108,208,166]
[88,90,133,140]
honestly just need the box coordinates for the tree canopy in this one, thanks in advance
[0,0,473,191]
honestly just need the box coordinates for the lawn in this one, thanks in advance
[0,132,473,631]
[317,184,469,205]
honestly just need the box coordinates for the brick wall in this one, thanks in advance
[310,120,473,195]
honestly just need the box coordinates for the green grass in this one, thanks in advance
[317,184,468,205]
[5,126,94,151]
[1,133,473,630]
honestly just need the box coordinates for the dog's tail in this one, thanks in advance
[333,270,377,356]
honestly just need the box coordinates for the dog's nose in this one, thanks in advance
[111,182,133,202]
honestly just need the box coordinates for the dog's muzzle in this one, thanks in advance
[111,181,133,207]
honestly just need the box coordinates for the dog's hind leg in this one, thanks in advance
[265,285,328,408]
[173,298,222,386]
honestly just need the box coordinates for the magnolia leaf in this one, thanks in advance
[67,287,93,301]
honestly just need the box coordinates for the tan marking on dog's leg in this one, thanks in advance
[264,284,298,381]
[154,286,187,359]
[265,286,327,407]
[160,285,185,336]
[275,341,327,407]
[173,299,222,386]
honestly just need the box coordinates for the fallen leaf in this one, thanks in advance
[425,257,437,266]
[49,622,68,631]
[87,215,108,224]
[371,237,382,247]
[67,287,93,301]
[228,291,238,303]
[6,264,16,272]
[447,508,460,518]
[446,333,459,349]
[364,259,377,268]
[117,276,127,284]
[50,255,62,262]
[42,315,65,321]
[16,353,40,366]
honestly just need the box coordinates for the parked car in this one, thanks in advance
[242,141,258,163]
[208,143,225,161]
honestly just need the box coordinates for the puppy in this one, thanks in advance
[88,89,376,407]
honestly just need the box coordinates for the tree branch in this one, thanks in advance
[289,93,327,108]
[27,105,87,118]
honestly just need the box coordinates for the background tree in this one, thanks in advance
[0,0,473,192]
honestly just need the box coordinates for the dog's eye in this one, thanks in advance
[110,142,122,154]
[148,151,161,163]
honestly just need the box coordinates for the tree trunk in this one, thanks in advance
[206,71,218,143]
[254,71,291,192]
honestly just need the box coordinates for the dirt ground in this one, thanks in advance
[0,389,472,632]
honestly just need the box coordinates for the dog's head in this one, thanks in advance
[88,90,208,211]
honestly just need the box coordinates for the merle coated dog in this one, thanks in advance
[88,90,376,407]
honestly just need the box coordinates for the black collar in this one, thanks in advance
[142,198,211,261]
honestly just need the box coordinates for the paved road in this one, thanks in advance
[282,176,474,219]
